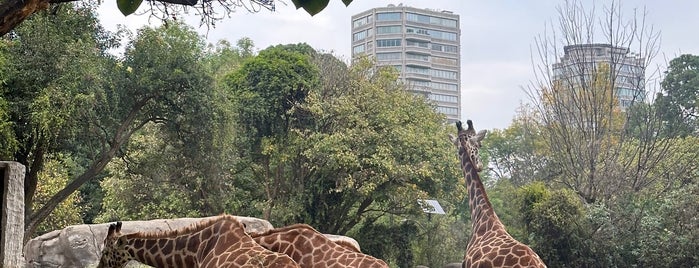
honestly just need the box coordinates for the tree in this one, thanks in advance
[655,54,699,137]
[482,106,552,185]
[30,154,85,234]
[224,43,320,221]
[526,1,675,203]
[98,38,254,222]
[0,0,354,37]
[1,4,216,238]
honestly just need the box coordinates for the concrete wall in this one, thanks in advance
[1,161,26,268]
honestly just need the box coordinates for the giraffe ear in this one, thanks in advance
[475,130,487,142]
[115,221,123,233]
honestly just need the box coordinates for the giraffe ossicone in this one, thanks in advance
[97,214,300,268]
[454,120,546,268]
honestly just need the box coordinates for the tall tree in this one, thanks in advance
[225,43,320,221]
[655,54,699,137]
[2,4,215,238]
[98,38,254,222]
[526,1,674,203]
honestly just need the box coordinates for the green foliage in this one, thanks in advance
[117,0,143,16]
[656,54,699,137]
[482,110,552,185]
[33,154,85,234]
[98,125,201,221]
[291,0,353,16]
[354,221,417,267]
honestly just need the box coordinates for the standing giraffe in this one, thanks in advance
[250,224,389,268]
[97,214,300,268]
[452,120,546,268]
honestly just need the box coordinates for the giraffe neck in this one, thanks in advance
[460,153,505,237]
[121,235,197,267]
[121,218,241,267]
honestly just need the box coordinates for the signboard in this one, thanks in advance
[417,199,446,214]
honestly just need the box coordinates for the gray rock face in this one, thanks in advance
[1,161,25,268]
[24,216,273,268]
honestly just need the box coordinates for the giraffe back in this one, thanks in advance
[251,224,389,268]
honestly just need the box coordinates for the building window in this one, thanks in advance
[376,52,401,61]
[408,79,430,87]
[377,12,401,21]
[406,66,430,75]
[406,27,430,35]
[427,29,457,41]
[429,93,458,103]
[366,41,373,50]
[437,106,459,115]
[377,25,402,34]
[406,53,429,61]
[432,56,458,66]
[406,13,457,28]
[406,40,429,48]
[432,69,458,79]
[353,15,373,28]
[431,43,458,53]
[431,81,458,91]
[353,31,366,42]
[353,44,365,54]
[377,39,402,47]
[406,27,457,41]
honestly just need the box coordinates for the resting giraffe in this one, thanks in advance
[97,214,300,268]
[250,224,389,268]
[452,120,546,268]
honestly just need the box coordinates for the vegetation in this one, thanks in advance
[1,2,697,268]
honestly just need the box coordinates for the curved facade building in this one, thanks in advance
[351,4,461,122]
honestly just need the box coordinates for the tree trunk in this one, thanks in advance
[0,0,50,36]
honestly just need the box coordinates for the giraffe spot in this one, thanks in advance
[493,255,505,266]
[145,240,156,250]
[161,240,173,255]
[133,239,144,249]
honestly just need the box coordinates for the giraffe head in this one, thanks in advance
[97,222,132,268]
[452,120,487,172]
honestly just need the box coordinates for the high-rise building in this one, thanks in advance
[351,4,461,122]
[552,44,645,110]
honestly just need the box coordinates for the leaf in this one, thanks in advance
[117,0,143,16]
[291,0,330,16]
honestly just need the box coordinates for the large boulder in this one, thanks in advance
[24,216,273,268]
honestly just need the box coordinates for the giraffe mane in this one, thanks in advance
[124,214,241,239]
[249,223,319,237]
[250,223,362,252]
[333,240,361,253]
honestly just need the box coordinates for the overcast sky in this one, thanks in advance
[97,0,699,130]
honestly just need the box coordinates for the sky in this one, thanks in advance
[97,0,699,130]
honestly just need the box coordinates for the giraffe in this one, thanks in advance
[97,214,300,268]
[250,223,389,268]
[452,120,546,268]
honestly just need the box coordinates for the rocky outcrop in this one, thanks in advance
[1,161,25,268]
[24,216,273,268]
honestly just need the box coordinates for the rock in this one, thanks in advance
[1,161,25,268]
[24,216,273,268]
[444,262,462,268]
